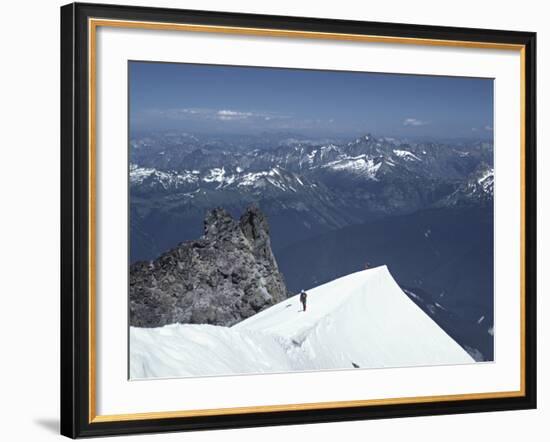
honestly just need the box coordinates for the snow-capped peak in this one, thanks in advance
[129,163,199,189]
[202,167,237,188]
[323,154,382,179]
[393,149,421,161]
[477,167,494,193]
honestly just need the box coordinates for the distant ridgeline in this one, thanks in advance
[130,206,288,328]
[129,132,493,264]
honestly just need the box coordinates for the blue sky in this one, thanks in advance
[129,61,494,139]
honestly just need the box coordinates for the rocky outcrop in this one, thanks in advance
[129,206,288,327]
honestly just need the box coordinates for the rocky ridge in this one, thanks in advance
[130,206,288,327]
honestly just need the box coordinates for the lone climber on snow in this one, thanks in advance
[300,290,308,312]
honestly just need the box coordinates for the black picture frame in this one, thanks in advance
[61,2,537,438]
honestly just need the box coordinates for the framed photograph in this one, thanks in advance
[60,2,536,438]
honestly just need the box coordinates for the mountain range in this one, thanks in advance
[130,132,493,261]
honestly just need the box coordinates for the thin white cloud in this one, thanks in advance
[145,108,350,131]
[216,110,254,121]
[154,107,290,123]
[179,108,203,115]
[155,108,210,119]
[484,125,493,131]
[403,117,429,127]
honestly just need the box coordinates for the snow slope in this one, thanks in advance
[130,266,474,379]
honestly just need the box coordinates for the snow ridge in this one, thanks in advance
[130,266,474,379]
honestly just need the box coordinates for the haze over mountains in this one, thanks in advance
[129,130,494,361]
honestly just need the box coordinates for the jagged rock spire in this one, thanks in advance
[239,205,277,266]
[203,207,238,239]
[130,206,288,328]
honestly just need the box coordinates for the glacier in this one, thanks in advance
[130,265,474,379]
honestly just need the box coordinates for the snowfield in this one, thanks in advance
[130,266,474,379]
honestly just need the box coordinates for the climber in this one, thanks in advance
[300,290,308,312]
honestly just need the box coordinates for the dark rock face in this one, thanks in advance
[129,206,288,327]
